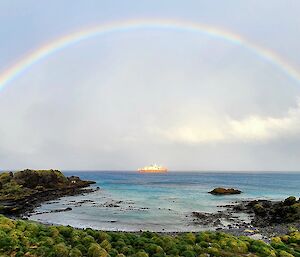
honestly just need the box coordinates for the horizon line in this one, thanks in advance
[63,169,300,173]
[1,169,298,173]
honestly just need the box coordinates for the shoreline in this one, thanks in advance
[22,188,299,241]
[16,215,300,244]
[2,170,299,244]
[24,196,300,242]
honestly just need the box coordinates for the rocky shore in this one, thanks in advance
[191,196,300,239]
[0,169,96,216]
[1,170,298,242]
[230,196,300,226]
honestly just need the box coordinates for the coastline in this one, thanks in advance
[25,195,300,241]
[16,171,299,239]
[0,170,299,256]
[24,217,300,241]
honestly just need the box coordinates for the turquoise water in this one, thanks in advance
[29,172,300,232]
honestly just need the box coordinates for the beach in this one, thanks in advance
[27,171,300,233]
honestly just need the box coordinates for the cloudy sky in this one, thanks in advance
[1,1,300,171]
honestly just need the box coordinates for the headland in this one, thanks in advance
[0,169,96,216]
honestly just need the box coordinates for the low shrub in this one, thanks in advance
[0,215,298,257]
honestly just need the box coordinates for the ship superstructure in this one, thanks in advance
[138,164,168,173]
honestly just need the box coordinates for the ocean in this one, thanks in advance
[29,171,300,232]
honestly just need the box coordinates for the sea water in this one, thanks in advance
[29,172,300,232]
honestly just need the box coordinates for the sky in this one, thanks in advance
[1,1,300,171]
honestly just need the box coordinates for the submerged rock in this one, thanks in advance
[209,187,242,195]
[192,211,232,226]
[33,207,73,215]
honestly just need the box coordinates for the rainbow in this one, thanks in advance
[0,18,300,91]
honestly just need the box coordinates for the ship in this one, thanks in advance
[138,164,168,173]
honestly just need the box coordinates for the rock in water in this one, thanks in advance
[209,187,242,195]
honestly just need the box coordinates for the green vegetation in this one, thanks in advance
[0,170,94,214]
[0,215,299,257]
[0,171,33,200]
[0,170,69,201]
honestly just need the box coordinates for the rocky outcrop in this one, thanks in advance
[231,196,300,226]
[209,187,242,195]
[0,169,96,216]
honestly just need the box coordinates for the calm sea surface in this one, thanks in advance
[29,171,300,232]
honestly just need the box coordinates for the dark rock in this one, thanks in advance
[32,207,73,215]
[209,187,242,195]
[51,207,72,213]
[284,196,297,206]
[192,211,232,226]
[227,196,300,227]
[253,203,266,215]
[233,205,246,211]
